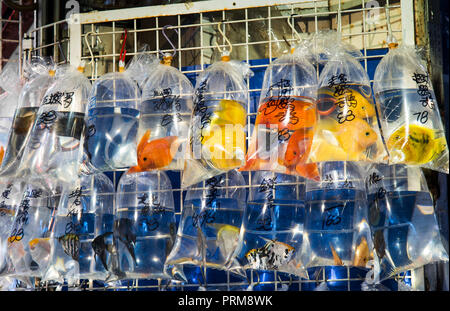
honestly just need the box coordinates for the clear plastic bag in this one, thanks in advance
[302,162,373,269]
[364,164,448,281]
[0,93,19,167]
[0,57,56,177]
[234,171,308,279]
[182,57,253,187]
[43,170,114,285]
[308,32,387,163]
[240,41,320,181]
[166,169,246,281]
[5,180,61,279]
[114,170,177,280]
[16,63,91,186]
[86,57,142,171]
[131,53,194,172]
[373,45,449,173]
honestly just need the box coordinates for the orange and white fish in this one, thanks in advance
[128,129,182,173]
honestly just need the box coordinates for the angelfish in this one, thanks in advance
[206,223,240,265]
[58,233,80,261]
[245,238,295,270]
[113,218,137,264]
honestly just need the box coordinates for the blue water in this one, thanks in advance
[86,107,139,171]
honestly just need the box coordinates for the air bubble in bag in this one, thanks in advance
[373,45,449,173]
[182,57,253,187]
[43,169,115,285]
[364,164,448,281]
[114,170,176,280]
[133,54,194,172]
[16,64,92,187]
[234,171,308,279]
[302,161,373,269]
[166,169,246,283]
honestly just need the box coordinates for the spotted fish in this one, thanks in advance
[245,237,295,270]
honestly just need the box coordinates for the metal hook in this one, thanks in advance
[287,14,301,43]
[215,20,232,55]
[384,5,398,47]
[160,25,178,58]
[84,31,95,64]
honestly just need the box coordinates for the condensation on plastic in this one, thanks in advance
[0,57,56,177]
[135,56,194,172]
[241,39,319,181]
[15,64,91,187]
[373,45,449,173]
[43,170,114,285]
[308,32,388,163]
[234,171,308,279]
[114,170,176,280]
[364,163,448,281]
[86,57,141,171]
[166,170,246,282]
[4,180,61,279]
[181,59,253,188]
[302,162,373,269]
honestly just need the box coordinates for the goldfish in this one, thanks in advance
[352,236,372,267]
[0,146,4,165]
[329,242,344,266]
[207,223,240,264]
[128,129,182,173]
[318,86,376,118]
[245,238,295,270]
[386,124,447,165]
[282,128,313,167]
[0,207,15,217]
[113,218,136,264]
[58,233,80,261]
[209,99,247,128]
[255,98,316,131]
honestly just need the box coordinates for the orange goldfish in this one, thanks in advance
[128,129,181,173]
[329,242,344,266]
[0,145,4,165]
[282,128,313,167]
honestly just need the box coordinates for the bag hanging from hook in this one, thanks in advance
[307,31,388,164]
[0,57,56,178]
[373,44,449,173]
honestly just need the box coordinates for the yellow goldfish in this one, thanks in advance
[318,86,376,118]
[387,124,447,165]
[209,99,247,128]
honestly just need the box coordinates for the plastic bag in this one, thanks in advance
[43,169,114,285]
[302,162,373,268]
[5,180,61,279]
[240,41,320,181]
[0,93,19,167]
[15,63,91,187]
[166,169,246,281]
[308,32,387,163]
[114,170,177,280]
[86,57,142,171]
[373,45,449,173]
[0,57,56,176]
[364,164,448,281]
[182,55,253,187]
[234,171,308,279]
[131,53,194,172]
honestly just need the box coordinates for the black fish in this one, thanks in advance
[373,229,386,260]
[58,233,80,261]
[113,218,137,263]
[91,232,113,271]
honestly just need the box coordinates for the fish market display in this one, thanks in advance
[364,164,448,281]
[0,57,55,177]
[166,170,246,282]
[132,52,194,172]
[182,54,253,187]
[373,45,449,173]
[241,41,319,181]
[308,32,387,163]
[15,63,92,187]
[114,170,176,280]
[235,171,308,278]
[43,170,115,285]
[301,162,373,268]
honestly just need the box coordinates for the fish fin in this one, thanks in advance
[127,165,142,174]
[260,236,277,245]
[137,130,151,156]
[295,163,320,181]
[329,242,344,266]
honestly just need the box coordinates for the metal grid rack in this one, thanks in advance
[20,0,435,291]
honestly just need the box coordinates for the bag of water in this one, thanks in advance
[308,31,387,163]
[15,62,91,187]
[0,57,56,177]
[234,171,308,279]
[0,93,19,168]
[166,169,246,282]
[373,45,449,173]
[114,170,176,280]
[364,164,448,282]
[131,52,194,172]
[86,55,144,171]
[182,53,253,187]
[5,180,61,279]
[42,169,115,285]
[302,161,373,269]
[240,39,320,181]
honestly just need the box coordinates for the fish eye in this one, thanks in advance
[365,132,370,136]
[143,157,147,161]
[293,151,297,155]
